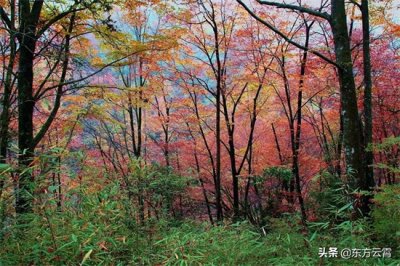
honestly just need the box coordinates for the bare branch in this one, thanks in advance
[0,7,12,30]
[257,0,331,20]
[40,48,151,92]
[237,0,339,68]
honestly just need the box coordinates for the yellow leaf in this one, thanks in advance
[80,249,93,265]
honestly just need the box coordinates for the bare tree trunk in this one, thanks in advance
[16,0,44,214]
[361,0,375,189]
[293,23,311,225]
[330,0,365,189]
[0,1,16,199]
[209,8,224,222]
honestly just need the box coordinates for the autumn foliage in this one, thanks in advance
[0,0,399,264]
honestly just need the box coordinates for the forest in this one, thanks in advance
[0,0,399,265]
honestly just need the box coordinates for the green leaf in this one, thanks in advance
[0,163,11,175]
[0,163,10,170]
[337,202,353,214]
[48,185,59,192]
[309,231,318,242]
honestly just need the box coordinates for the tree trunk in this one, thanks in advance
[330,0,366,201]
[293,24,311,225]
[212,13,224,222]
[16,14,39,213]
[0,2,16,198]
[361,0,375,189]
[215,76,223,222]
[221,94,239,219]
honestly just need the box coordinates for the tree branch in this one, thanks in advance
[36,7,85,38]
[237,0,339,68]
[32,13,76,149]
[40,48,150,92]
[0,7,12,30]
[257,0,331,20]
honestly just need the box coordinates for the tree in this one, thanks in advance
[0,0,142,214]
[360,0,375,193]
[0,0,16,196]
[175,0,231,221]
[14,1,78,213]
[237,0,374,215]
[269,17,314,224]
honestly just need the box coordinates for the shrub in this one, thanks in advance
[372,184,400,256]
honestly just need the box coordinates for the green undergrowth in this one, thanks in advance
[0,184,399,265]
[1,216,399,265]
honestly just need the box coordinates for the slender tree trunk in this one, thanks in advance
[211,16,223,222]
[0,2,15,198]
[186,121,214,224]
[215,79,223,222]
[293,24,311,225]
[221,95,239,219]
[200,179,214,224]
[361,0,375,189]
[127,94,144,223]
[243,134,254,217]
[279,54,296,204]
[272,123,288,193]
[228,134,239,219]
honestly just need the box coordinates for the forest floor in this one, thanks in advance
[1,184,399,265]
[1,213,399,265]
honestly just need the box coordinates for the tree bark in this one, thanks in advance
[207,2,224,222]
[16,0,44,214]
[361,0,375,189]
[293,23,311,225]
[330,0,365,190]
